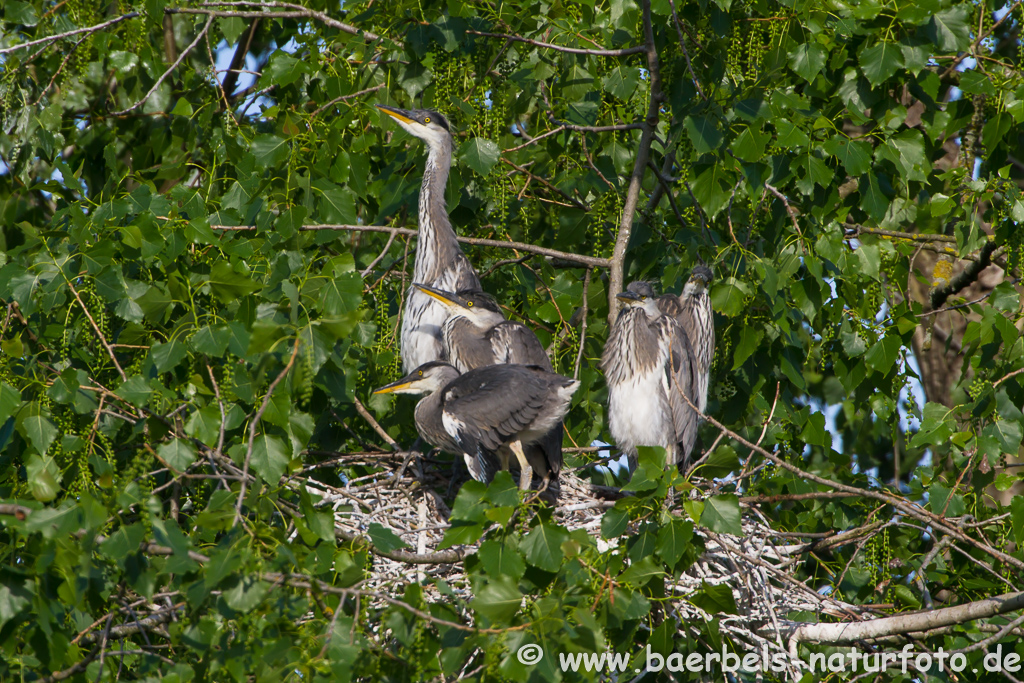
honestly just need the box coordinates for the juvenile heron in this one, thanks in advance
[413,283,564,499]
[376,104,481,372]
[601,268,714,469]
[373,362,579,494]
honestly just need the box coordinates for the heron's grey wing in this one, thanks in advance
[441,366,548,453]
[659,317,700,466]
[489,322,553,371]
[656,293,685,321]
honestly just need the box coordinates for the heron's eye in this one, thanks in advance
[640,296,647,301]
[418,370,423,376]
[467,301,473,307]
[424,116,431,123]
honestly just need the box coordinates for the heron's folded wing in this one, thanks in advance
[489,322,553,371]
[660,318,700,463]
[442,365,549,452]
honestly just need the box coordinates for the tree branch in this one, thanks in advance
[608,0,663,322]
[208,223,611,268]
[929,239,998,310]
[467,30,644,56]
[0,12,138,56]
[235,340,301,526]
[110,15,214,116]
[789,590,1024,650]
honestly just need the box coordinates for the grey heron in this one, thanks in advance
[376,104,482,372]
[413,282,564,500]
[600,268,715,470]
[372,362,579,494]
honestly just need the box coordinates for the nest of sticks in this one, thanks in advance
[299,448,869,677]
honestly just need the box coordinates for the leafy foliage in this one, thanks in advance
[1,0,1024,680]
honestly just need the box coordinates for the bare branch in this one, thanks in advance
[111,15,214,116]
[608,0,664,322]
[467,30,644,56]
[0,12,138,56]
[929,239,998,310]
[208,223,611,268]
[235,340,302,526]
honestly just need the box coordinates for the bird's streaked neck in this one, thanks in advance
[414,134,456,283]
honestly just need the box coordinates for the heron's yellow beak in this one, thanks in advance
[415,283,459,307]
[372,380,410,395]
[376,104,414,125]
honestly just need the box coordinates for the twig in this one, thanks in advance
[311,84,386,117]
[940,0,1024,78]
[764,182,804,245]
[111,15,213,116]
[665,0,705,99]
[169,2,396,45]
[65,279,127,381]
[235,340,301,527]
[360,228,399,277]
[0,12,139,56]
[32,34,91,105]
[208,223,611,268]
[608,0,664,323]
[574,268,591,380]
[846,224,957,243]
[467,30,644,56]
[353,397,400,451]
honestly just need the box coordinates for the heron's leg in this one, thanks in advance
[508,440,533,491]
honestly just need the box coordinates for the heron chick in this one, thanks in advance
[601,269,714,470]
[376,104,481,372]
[413,282,563,500]
[373,362,578,495]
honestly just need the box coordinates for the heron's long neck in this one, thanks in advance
[414,138,460,284]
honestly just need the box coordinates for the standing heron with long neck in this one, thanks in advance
[376,105,482,372]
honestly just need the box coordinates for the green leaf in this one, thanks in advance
[367,523,410,553]
[263,52,310,87]
[656,518,693,566]
[251,134,289,169]
[208,262,259,302]
[151,338,188,372]
[1011,497,1024,546]
[603,65,639,99]
[730,125,769,163]
[250,434,289,483]
[691,581,737,614]
[601,505,630,538]
[911,402,954,448]
[683,116,723,155]
[923,6,971,52]
[16,404,57,454]
[116,376,154,407]
[709,277,750,318]
[159,438,197,472]
[190,325,231,356]
[699,495,741,534]
[823,136,872,176]
[223,577,270,613]
[864,334,899,373]
[478,540,526,581]
[47,368,80,404]
[520,522,569,572]
[732,326,763,369]
[460,138,500,175]
[859,41,903,86]
[0,382,21,424]
[618,556,663,585]
[878,129,927,182]
[4,1,38,25]
[471,576,522,623]
[25,454,61,502]
[314,180,357,224]
[788,42,826,82]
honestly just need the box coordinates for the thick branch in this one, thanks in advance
[0,12,138,56]
[789,590,1024,649]
[608,0,663,322]
[929,239,998,310]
